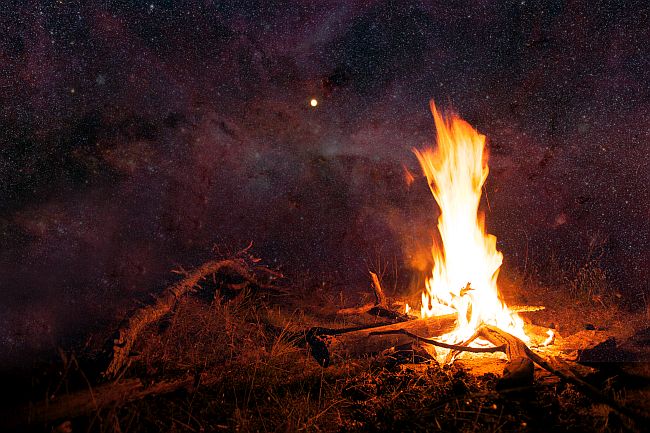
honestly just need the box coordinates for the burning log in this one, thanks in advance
[365,324,533,388]
[475,325,535,389]
[105,257,281,377]
[306,313,457,367]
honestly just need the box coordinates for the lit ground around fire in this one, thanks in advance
[3,259,648,433]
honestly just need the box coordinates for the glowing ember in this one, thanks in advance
[414,101,528,360]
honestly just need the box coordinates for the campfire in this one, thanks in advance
[8,101,645,431]
[6,2,649,430]
[300,101,561,390]
[410,101,530,363]
[81,102,627,411]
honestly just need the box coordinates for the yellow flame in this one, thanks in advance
[415,101,528,355]
[542,329,555,346]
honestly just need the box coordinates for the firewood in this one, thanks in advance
[472,325,629,404]
[475,325,535,389]
[369,271,386,306]
[306,314,457,366]
[368,328,506,354]
[374,324,650,426]
[522,342,648,424]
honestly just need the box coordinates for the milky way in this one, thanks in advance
[0,1,648,366]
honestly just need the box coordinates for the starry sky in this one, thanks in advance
[0,0,648,366]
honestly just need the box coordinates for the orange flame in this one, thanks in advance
[415,101,528,357]
[403,165,416,187]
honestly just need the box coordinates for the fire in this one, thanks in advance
[414,101,528,358]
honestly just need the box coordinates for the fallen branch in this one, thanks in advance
[369,271,386,306]
[7,370,227,430]
[368,329,506,353]
[523,342,648,424]
[475,325,536,389]
[368,326,533,389]
[105,258,280,377]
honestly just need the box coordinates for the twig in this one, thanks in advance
[368,329,506,353]
[369,271,386,307]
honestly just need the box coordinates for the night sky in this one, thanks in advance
[1,1,648,367]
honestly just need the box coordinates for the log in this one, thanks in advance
[370,325,535,389]
[307,314,457,367]
[391,324,649,425]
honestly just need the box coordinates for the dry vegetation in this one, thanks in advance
[5,251,649,433]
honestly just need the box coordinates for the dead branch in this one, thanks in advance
[105,259,280,378]
[522,343,648,423]
[368,329,506,353]
[7,371,224,429]
[369,271,386,306]
[475,325,535,389]
[368,325,534,388]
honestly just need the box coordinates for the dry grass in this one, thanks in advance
[10,262,648,433]
[501,234,646,339]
